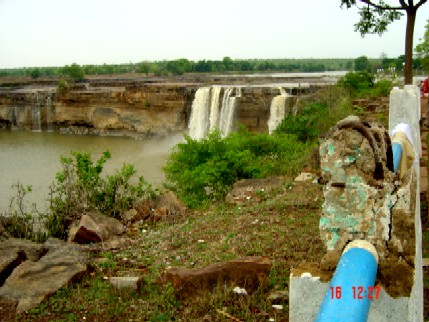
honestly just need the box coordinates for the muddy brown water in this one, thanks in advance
[0,130,184,212]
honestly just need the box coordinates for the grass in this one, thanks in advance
[12,179,324,322]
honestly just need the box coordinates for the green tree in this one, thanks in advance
[222,56,234,71]
[166,59,192,75]
[415,19,429,73]
[64,63,85,81]
[340,0,428,84]
[354,55,371,71]
[30,68,41,79]
[139,62,152,75]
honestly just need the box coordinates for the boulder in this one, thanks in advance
[153,207,168,222]
[121,200,153,224]
[294,172,317,182]
[0,238,50,288]
[0,238,88,313]
[154,190,187,216]
[1,238,46,261]
[68,212,126,244]
[165,256,271,297]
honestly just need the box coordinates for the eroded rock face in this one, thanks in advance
[0,238,88,313]
[0,82,310,136]
[165,256,271,297]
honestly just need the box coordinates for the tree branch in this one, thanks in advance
[415,0,428,9]
[360,0,406,10]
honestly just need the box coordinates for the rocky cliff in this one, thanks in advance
[0,77,316,137]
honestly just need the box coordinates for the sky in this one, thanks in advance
[1,0,429,68]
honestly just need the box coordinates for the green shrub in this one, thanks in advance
[338,71,374,96]
[46,151,155,239]
[338,71,395,98]
[275,86,353,142]
[164,131,312,208]
[57,79,69,94]
[370,78,396,97]
[275,102,328,142]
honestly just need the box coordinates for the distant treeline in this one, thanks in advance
[0,55,421,79]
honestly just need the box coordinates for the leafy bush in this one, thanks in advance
[338,71,395,98]
[338,71,375,95]
[164,130,312,208]
[57,79,70,94]
[46,151,155,239]
[275,86,353,142]
[370,78,396,97]
[275,102,328,142]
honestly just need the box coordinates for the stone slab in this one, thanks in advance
[165,256,271,297]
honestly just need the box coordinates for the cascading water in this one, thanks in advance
[11,106,18,127]
[188,86,238,140]
[267,88,299,134]
[32,95,42,131]
[46,96,53,131]
[219,87,238,138]
[188,87,211,140]
[208,86,221,132]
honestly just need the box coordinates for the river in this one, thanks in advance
[0,130,184,213]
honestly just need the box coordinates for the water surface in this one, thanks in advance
[0,130,183,212]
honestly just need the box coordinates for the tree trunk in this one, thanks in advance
[404,8,417,84]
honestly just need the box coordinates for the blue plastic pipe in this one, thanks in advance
[392,142,403,174]
[315,240,379,322]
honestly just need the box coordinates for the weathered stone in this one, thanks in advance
[165,256,271,297]
[68,212,126,244]
[0,248,26,287]
[294,172,317,182]
[109,276,142,291]
[1,238,46,262]
[121,200,154,224]
[0,238,88,313]
[0,238,51,290]
[121,209,139,224]
[267,290,289,303]
[153,207,168,222]
[154,190,187,216]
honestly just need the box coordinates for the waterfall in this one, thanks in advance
[292,98,300,116]
[32,95,42,131]
[268,88,289,134]
[188,87,211,140]
[218,87,237,138]
[46,96,53,131]
[11,107,18,127]
[188,86,238,140]
[208,86,221,132]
